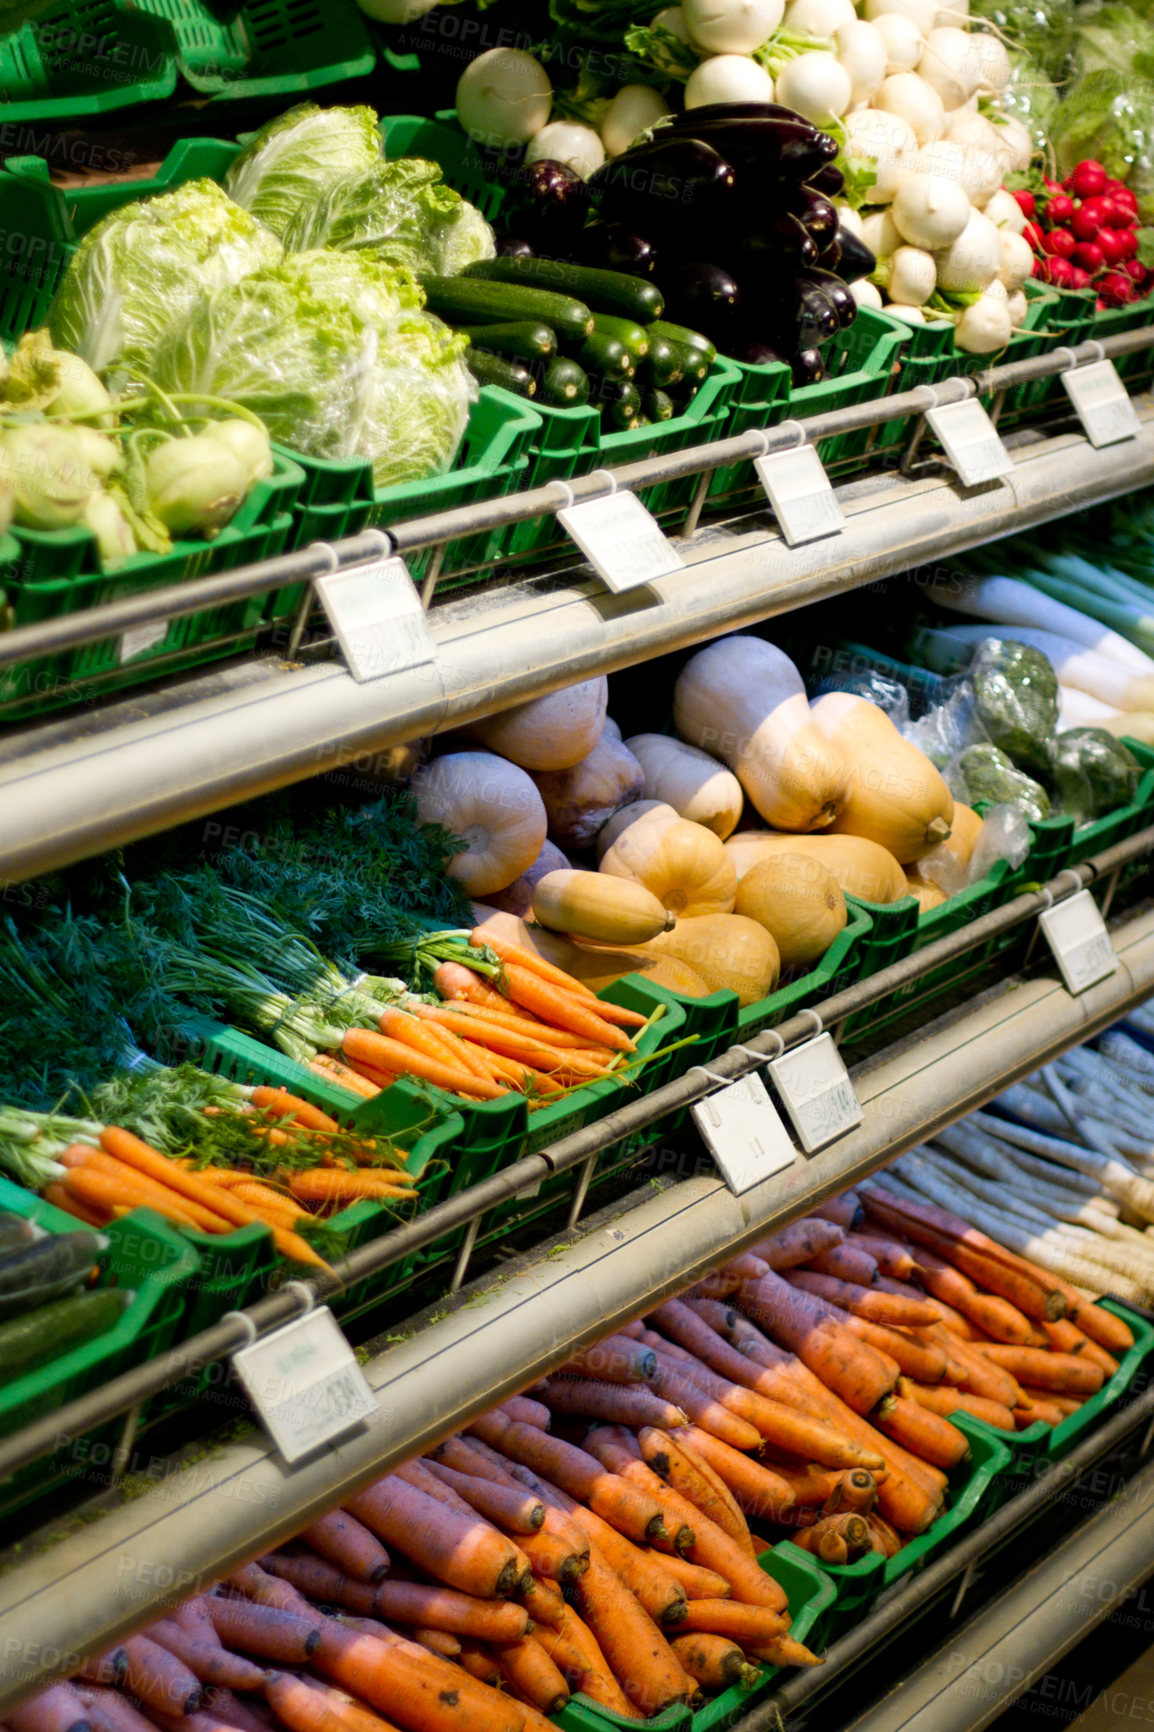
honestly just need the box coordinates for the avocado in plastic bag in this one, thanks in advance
[970,637,1059,780]
[1052,728,1142,826]
[950,744,1052,822]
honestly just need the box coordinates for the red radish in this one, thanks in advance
[1038,256,1076,287]
[1066,265,1092,289]
[1067,161,1107,198]
[1097,227,1128,266]
[1023,219,1044,250]
[1124,258,1147,284]
[1071,206,1101,241]
[1115,228,1139,259]
[1043,175,1063,193]
[1043,227,1075,258]
[1072,241,1104,273]
[1013,189,1036,218]
[1046,193,1075,223]
[1100,271,1135,305]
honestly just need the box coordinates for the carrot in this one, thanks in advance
[1015,1395,1064,1428]
[738,1271,898,1416]
[74,1685,160,1732]
[250,1087,339,1131]
[845,1232,917,1281]
[261,1552,380,1614]
[414,1629,463,1659]
[121,1633,204,1715]
[188,1692,272,1732]
[863,1189,1066,1322]
[497,1396,549,1430]
[810,1242,879,1287]
[539,1375,690,1434]
[836,1314,951,1386]
[822,1469,879,1516]
[170,1600,222,1648]
[380,1008,495,1081]
[430,1001,617,1054]
[287,1171,418,1206]
[675,1428,797,1522]
[812,1193,863,1230]
[572,1547,690,1717]
[341,1030,507,1100]
[301,1510,392,1584]
[517,1528,587,1583]
[901,1379,1016,1431]
[394,1459,529,1572]
[433,962,511,1010]
[494,1637,570,1715]
[1029,1390,1082,1417]
[205,1598,321,1663]
[539,1488,687,1627]
[873,1395,970,1471]
[677,1602,790,1644]
[1035,1282,1133,1355]
[911,1247,1037,1346]
[75,1649,127,1688]
[63,1160,230,1234]
[346,1475,522,1598]
[311,1620,527,1732]
[972,1345,1105,1396]
[924,1325,1025,1409]
[43,1181,107,1226]
[145,1619,268,1690]
[630,1426,753,1557]
[534,1615,642,1720]
[309,1057,381,1098]
[786,1270,939,1328]
[263,1672,401,1732]
[10,1686,96,1732]
[468,931,646,1026]
[1043,1321,1119,1377]
[559,1336,657,1385]
[412,1006,607,1078]
[865,1514,904,1559]
[224,1559,314,1613]
[496,963,635,1053]
[642,1356,761,1452]
[457,1642,504,1686]
[645,1553,732,1600]
[421,1460,545,1534]
[232,1182,309,1224]
[670,1634,759,1693]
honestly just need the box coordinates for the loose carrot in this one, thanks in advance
[670,1428,797,1524]
[170,1600,222,1648]
[1042,1321,1119,1377]
[1028,1390,1082,1417]
[341,1030,507,1100]
[224,1559,314,1614]
[145,1619,268,1691]
[538,1376,689,1433]
[310,1620,527,1732]
[677,1602,790,1644]
[865,1514,904,1559]
[670,1634,759,1693]
[911,1247,1037,1346]
[738,1271,898,1416]
[559,1336,657,1385]
[74,1685,159,1732]
[821,1469,879,1516]
[212,1688,281,1732]
[836,1314,950,1386]
[421,1459,545,1534]
[630,1427,753,1558]
[746,1635,823,1669]
[786,1270,939,1328]
[645,1552,732,1600]
[75,1648,128,1688]
[973,1345,1105,1396]
[457,1642,504,1686]
[300,1510,392,1584]
[538,1487,687,1627]
[495,962,635,1053]
[500,1396,552,1429]
[637,1354,761,1452]
[121,1633,204,1715]
[847,1232,918,1281]
[43,1181,107,1226]
[287,1171,418,1206]
[13,1684,98,1732]
[924,1325,1024,1409]
[347,1476,522,1599]
[261,1552,381,1614]
[1015,1395,1064,1428]
[309,1057,381,1098]
[810,1242,879,1287]
[534,1615,641,1720]
[759,1461,841,1508]
[412,1629,461,1659]
[572,1548,690,1717]
[863,1189,1066,1322]
[517,1528,587,1584]
[63,1158,230,1234]
[205,1598,321,1663]
[231,1182,308,1225]
[812,1193,863,1230]
[901,1379,1016,1432]
[873,1395,970,1471]
[263,1672,402,1732]
[250,1087,339,1131]
[494,1637,570,1715]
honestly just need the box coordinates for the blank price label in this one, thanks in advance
[558,491,684,593]
[1039,889,1118,995]
[692,1073,797,1194]
[315,556,436,684]
[769,1033,862,1154]
[1062,360,1142,448]
[756,445,844,547]
[233,1307,378,1464]
[926,399,1014,486]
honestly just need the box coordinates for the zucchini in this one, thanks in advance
[466,349,537,398]
[578,330,633,379]
[599,379,642,428]
[0,1228,106,1320]
[643,389,675,422]
[422,275,593,344]
[0,1288,131,1382]
[459,321,557,363]
[0,1213,35,1254]
[537,356,590,407]
[591,313,649,364]
[463,257,664,323]
[648,320,717,364]
[644,334,683,389]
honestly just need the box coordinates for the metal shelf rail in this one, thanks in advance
[1,872,1153,1708]
[1,332,1154,882]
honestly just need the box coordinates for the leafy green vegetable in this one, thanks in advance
[48,181,280,386]
[1051,728,1141,825]
[951,744,1052,820]
[1051,72,1154,219]
[622,21,698,79]
[970,637,1059,780]
[999,49,1061,155]
[285,157,495,277]
[969,0,1075,80]
[224,103,383,242]
[1074,0,1154,82]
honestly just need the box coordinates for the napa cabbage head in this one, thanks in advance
[150,250,476,488]
[48,180,280,385]
[223,103,383,241]
[283,157,496,275]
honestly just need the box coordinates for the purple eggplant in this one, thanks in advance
[816,236,842,272]
[572,221,658,276]
[738,338,789,366]
[657,260,741,339]
[732,211,819,271]
[670,115,837,181]
[589,138,737,232]
[792,349,826,385]
[835,228,877,285]
[510,158,591,248]
[789,185,839,245]
[810,161,845,195]
[803,266,857,329]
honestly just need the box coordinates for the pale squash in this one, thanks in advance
[625,734,744,839]
[905,875,948,912]
[640,956,713,997]
[810,693,954,864]
[595,800,680,862]
[734,853,847,970]
[910,802,984,896]
[533,870,676,945]
[415,753,546,897]
[724,831,909,905]
[464,677,607,771]
[470,903,712,996]
[673,635,849,832]
[487,839,570,917]
[532,733,645,849]
[601,816,737,919]
[642,914,780,1006]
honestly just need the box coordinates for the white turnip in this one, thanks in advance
[876,71,945,144]
[997,228,1033,291]
[526,121,605,178]
[863,0,937,35]
[456,49,552,147]
[983,187,1027,233]
[785,0,855,32]
[835,19,887,102]
[685,53,775,104]
[835,201,866,238]
[844,108,918,201]
[683,0,784,53]
[886,302,928,322]
[955,293,1012,352]
[871,11,924,69]
[972,29,1009,93]
[601,85,671,155]
[995,115,1033,171]
[917,26,980,109]
[851,277,884,307]
[776,51,852,121]
[861,204,903,256]
[892,170,970,247]
[888,244,937,303]
[911,136,999,204]
[1006,288,1027,325]
[934,205,1001,290]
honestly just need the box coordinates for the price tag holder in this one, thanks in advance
[768,1033,862,1155]
[691,1072,797,1195]
[315,555,436,684]
[557,491,684,593]
[925,399,1014,487]
[1062,360,1142,448]
[1039,889,1118,995]
[233,1306,378,1465]
[756,445,844,547]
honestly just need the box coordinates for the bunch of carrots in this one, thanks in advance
[329,932,655,1107]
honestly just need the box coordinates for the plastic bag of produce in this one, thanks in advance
[1051,71,1154,220]
[968,804,1033,882]
[970,637,1059,781]
[1073,1,1154,83]
[812,666,911,728]
[902,676,988,769]
[224,104,383,241]
[1052,728,1142,826]
[151,250,476,490]
[946,743,1052,821]
[284,157,496,277]
[970,0,1076,79]
[1000,50,1062,155]
[48,181,280,385]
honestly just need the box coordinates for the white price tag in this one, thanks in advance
[232,1307,377,1465]
[1062,360,1142,448]
[768,1034,862,1154]
[926,399,1014,486]
[1039,889,1118,995]
[756,445,844,547]
[691,1072,797,1195]
[557,491,684,593]
[315,556,436,684]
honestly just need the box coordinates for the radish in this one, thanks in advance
[456,49,552,147]
[983,275,1008,301]
[776,51,853,121]
[983,187,1027,234]
[888,244,937,304]
[834,201,866,239]
[850,278,885,307]
[834,19,887,102]
[863,0,937,35]
[682,0,784,53]
[994,114,1032,172]
[845,107,918,201]
[876,72,945,145]
[785,0,855,31]
[861,205,903,256]
[945,108,1009,162]
[972,29,1009,93]
[997,228,1033,291]
[916,26,980,110]
[685,54,775,104]
[1006,288,1027,324]
[886,302,929,322]
[600,85,671,156]
[934,206,1001,290]
[911,137,1001,205]
[871,10,924,70]
[956,295,1013,350]
[892,171,970,247]
[526,121,605,178]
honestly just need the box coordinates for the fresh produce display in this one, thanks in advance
[1015,156,1150,305]
[0,1213,130,1384]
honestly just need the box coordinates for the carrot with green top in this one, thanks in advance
[250,1088,339,1131]
[342,1030,508,1099]
[467,931,648,1028]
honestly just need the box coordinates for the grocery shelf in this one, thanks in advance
[2,893,1153,1710]
[2,386,1153,883]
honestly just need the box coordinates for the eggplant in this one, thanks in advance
[803,266,857,329]
[657,260,741,340]
[794,279,840,346]
[572,221,658,276]
[816,237,842,271]
[788,185,839,245]
[738,338,789,366]
[668,115,837,181]
[666,101,825,138]
[792,349,826,385]
[809,161,845,195]
[511,158,591,249]
[835,228,877,285]
[731,211,819,273]
[589,138,737,233]
[495,234,535,258]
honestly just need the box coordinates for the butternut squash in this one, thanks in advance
[487,839,570,916]
[415,753,547,897]
[595,799,680,862]
[601,816,737,919]
[810,693,954,864]
[905,875,948,912]
[724,831,909,905]
[464,677,608,771]
[625,734,744,839]
[533,870,676,945]
[471,905,710,996]
[532,733,645,849]
[734,854,847,970]
[641,914,780,1006]
[910,802,983,897]
[673,636,849,833]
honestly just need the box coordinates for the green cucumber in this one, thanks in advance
[0,1228,106,1320]
[463,257,664,324]
[422,276,592,344]
[0,1288,131,1382]
[648,320,716,364]
[0,1213,35,1254]
[466,349,537,398]
[644,335,683,389]
[643,389,675,422]
[591,314,649,364]
[578,330,633,379]
[537,356,590,407]
[599,379,642,428]
[459,321,557,362]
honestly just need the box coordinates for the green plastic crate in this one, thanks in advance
[142,0,376,99]
[0,1174,199,1518]
[1094,296,1154,390]
[0,452,303,722]
[0,0,176,127]
[1001,280,1097,423]
[775,1414,1012,1646]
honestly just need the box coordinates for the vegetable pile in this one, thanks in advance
[0,1212,130,1389]
[1016,157,1150,305]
